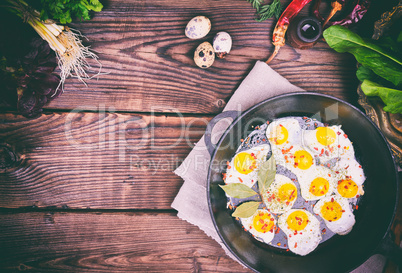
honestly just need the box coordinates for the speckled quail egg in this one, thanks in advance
[213,31,232,58]
[194,42,215,69]
[185,16,211,39]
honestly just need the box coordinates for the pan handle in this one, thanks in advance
[376,171,402,269]
[377,230,402,269]
[204,110,240,157]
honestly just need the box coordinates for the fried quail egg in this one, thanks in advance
[298,165,337,201]
[225,144,271,188]
[240,209,277,244]
[313,195,355,235]
[302,126,354,160]
[262,174,298,214]
[278,209,322,256]
[332,158,365,199]
[266,117,302,153]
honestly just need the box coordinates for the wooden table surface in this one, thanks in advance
[1,0,401,272]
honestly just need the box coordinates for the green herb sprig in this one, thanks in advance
[247,0,283,22]
[39,0,103,24]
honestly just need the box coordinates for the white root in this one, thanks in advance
[55,28,102,92]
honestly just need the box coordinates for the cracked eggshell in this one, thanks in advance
[194,42,215,69]
[213,31,232,58]
[185,16,211,39]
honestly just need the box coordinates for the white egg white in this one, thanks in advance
[240,209,277,244]
[225,144,271,188]
[313,195,356,235]
[262,174,298,214]
[298,165,337,201]
[278,209,322,256]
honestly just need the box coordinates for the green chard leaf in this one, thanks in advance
[232,201,261,218]
[356,66,375,82]
[323,25,402,87]
[361,80,402,114]
[219,183,258,199]
[257,156,276,195]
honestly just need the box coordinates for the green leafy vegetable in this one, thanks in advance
[356,66,375,82]
[257,156,276,195]
[232,201,261,218]
[247,0,283,21]
[219,183,258,199]
[39,0,103,24]
[323,25,402,87]
[361,80,402,114]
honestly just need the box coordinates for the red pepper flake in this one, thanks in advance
[327,163,331,168]
[356,195,360,198]
[294,242,298,248]
[359,165,362,168]
[331,197,334,202]
[286,249,289,252]
[337,131,341,135]
[344,134,348,138]
[284,244,287,247]
[238,177,243,183]
[241,139,244,142]
[356,205,359,210]
[275,228,280,234]
[338,145,341,148]
[314,147,318,151]
[322,228,326,233]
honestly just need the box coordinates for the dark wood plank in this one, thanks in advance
[44,0,359,114]
[0,112,211,209]
[0,211,251,272]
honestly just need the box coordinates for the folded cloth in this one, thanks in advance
[171,60,386,271]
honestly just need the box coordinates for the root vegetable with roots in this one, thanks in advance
[4,0,103,91]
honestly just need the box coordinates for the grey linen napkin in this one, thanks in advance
[171,60,386,272]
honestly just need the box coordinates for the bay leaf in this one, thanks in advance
[219,183,258,199]
[257,156,276,195]
[231,201,261,218]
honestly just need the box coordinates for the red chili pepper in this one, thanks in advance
[266,0,312,63]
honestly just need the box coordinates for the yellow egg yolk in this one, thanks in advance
[337,179,359,198]
[309,177,329,197]
[234,152,257,175]
[286,210,308,231]
[320,200,343,222]
[278,183,297,202]
[253,211,275,233]
[294,150,313,170]
[270,125,288,145]
[316,127,336,146]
